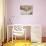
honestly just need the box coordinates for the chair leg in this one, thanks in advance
[15,36,16,42]
[12,31,13,43]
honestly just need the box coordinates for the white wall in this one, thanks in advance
[7,0,46,37]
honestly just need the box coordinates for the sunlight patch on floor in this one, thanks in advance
[3,40,31,46]
[3,40,46,46]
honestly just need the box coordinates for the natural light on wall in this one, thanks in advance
[0,0,3,41]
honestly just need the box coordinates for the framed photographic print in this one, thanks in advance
[20,5,33,15]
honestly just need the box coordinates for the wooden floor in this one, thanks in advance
[3,40,46,46]
[3,40,31,46]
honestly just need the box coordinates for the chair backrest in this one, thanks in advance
[12,25,25,36]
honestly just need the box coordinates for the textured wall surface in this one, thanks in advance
[5,0,46,41]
